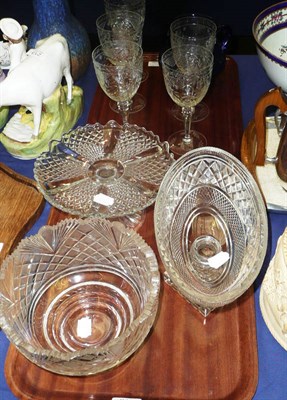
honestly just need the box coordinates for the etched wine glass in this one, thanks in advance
[96,11,143,47]
[104,0,148,81]
[170,15,217,122]
[96,10,146,113]
[161,45,214,156]
[92,40,143,125]
[104,0,145,23]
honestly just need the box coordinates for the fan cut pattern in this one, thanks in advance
[0,218,160,376]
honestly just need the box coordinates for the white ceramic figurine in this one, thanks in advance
[0,18,73,140]
[0,17,28,70]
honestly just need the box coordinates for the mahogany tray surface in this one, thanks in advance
[5,55,258,400]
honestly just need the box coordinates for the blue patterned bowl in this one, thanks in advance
[253,1,287,91]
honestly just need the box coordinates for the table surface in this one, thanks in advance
[0,54,286,400]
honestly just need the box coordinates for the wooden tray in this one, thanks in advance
[5,55,258,400]
[0,162,45,265]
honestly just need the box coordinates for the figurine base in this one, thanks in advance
[0,105,9,130]
[0,85,83,159]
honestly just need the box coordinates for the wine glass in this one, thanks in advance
[104,0,148,82]
[96,10,146,113]
[96,11,144,46]
[161,45,214,156]
[104,0,145,22]
[92,40,143,125]
[170,14,217,122]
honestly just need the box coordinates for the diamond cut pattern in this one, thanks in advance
[34,121,173,218]
[155,147,268,310]
[0,218,160,375]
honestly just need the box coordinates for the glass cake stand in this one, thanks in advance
[34,120,174,229]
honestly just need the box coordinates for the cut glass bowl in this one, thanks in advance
[34,120,173,219]
[0,218,160,376]
[154,147,268,315]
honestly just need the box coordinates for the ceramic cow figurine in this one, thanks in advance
[0,18,73,139]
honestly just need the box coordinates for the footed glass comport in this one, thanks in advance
[34,120,173,229]
[154,147,268,317]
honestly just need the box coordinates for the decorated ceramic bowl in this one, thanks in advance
[253,1,287,92]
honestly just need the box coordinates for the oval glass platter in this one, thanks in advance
[34,120,174,219]
[154,146,268,314]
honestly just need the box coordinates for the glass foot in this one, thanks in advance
[191,303,215,317]
[171,102,209,122]
[109,209,146,231]
[163,272,214,317]
[141,69,149,83]
[109,93,146,114]
[168,129,207,157]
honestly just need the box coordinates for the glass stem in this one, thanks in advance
[182,106,195,144]
[117,100,132,125]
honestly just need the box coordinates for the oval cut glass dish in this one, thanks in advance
[154,146,268,315]
[0,218,160,376]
